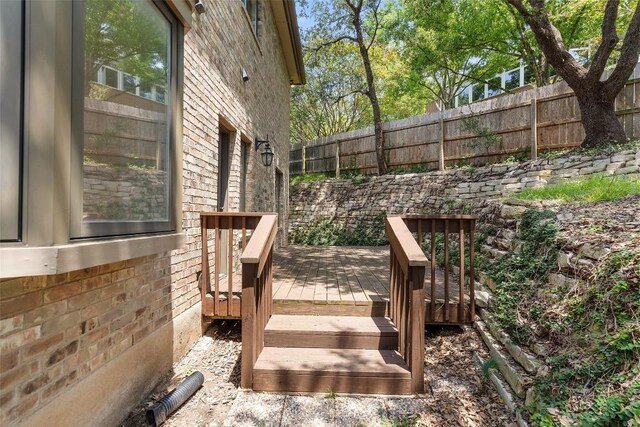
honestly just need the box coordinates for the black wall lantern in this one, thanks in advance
[255,135,274,166]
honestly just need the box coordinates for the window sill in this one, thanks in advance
[0,232,185,278]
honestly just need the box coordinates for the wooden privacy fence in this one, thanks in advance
[291,64,640,176]
[385,216,428,393]
[84,98,167,167]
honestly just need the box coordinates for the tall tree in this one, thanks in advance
[505,0,640,147]
[290,44,372,144]
[307,0,388,175]
[392,0,512,109]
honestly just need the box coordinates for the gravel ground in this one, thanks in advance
[122,322,514,427]
[121,320,242,427]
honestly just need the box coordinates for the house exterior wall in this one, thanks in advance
[0,1,293,425]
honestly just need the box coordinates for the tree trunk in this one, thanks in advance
[575,92,627,148]
[351,4,387,175]
[371,94,387,175]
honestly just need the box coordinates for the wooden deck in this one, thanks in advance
[274,245,465,299]
[271,245,471,323]
[207,245,470,321]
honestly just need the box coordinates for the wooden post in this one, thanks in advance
[438,113,445,171]
[410,266,425,393]
[241,263,258,389]
[430,219,436,323]
[530,97,538,160]
[301,144,306,175]
[458,224,465,322]
[469,220,476,322]
[201,216,209,315]
[335,141,340,178]
[443,220,449,322]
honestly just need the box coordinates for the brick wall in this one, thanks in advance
[0,255,172,423]
[289,149,640,233]
[0,1,293,425]
[182,0,291,244]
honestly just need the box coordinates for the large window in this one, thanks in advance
[242,0,260,36]
[72,0,179,238]
[275,170,283,228]
[0,0,24,242]
[240,141,249,212]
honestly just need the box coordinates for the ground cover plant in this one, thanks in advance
[289,172,334,184]
[289,212,387,246]
[516,175,640,203]
[476,208,640,426]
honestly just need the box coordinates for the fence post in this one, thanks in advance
[301,144,306,175]
[335,141,340,178]
[438,113,445,171]
[530,97,538,160]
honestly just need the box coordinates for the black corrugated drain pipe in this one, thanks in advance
[146,371,205,426]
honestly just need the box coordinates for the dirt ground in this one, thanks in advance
[121,321,513,427]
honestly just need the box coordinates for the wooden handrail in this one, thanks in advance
[385,216,428,393]
[240,214,277,389]
[240,215,278,274]
[386,217,429,271]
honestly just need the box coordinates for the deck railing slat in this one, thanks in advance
[393,215,477,325]
[228,216,233,317]
[444,219,449,323]
[201,216,210,313]
[459,222,465,321]
[469,221,476,322]
[214,216,220,316]
[430,219,436,323]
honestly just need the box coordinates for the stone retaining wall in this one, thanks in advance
[289,149,640,233]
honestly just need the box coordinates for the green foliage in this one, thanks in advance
[481,357,499,377]
[381,415,418,427]
[290,213,388,247]
[576,381,640,427]
[516,175,640,203]
[502,152,530,164]
[389,163,432,175]
[290,173,333,184]
[338,168,370,185]
[478,206,639,425]
[462,115,504,153]
[290,43,373,144]
[478,209,559,345]
[528,246,640,425]
[324,391,337,399]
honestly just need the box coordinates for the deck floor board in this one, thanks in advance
[272,246,467,305]
[207,245,468,306]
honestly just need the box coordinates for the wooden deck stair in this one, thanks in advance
[254,314,412,394]
[200,213,477,395]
